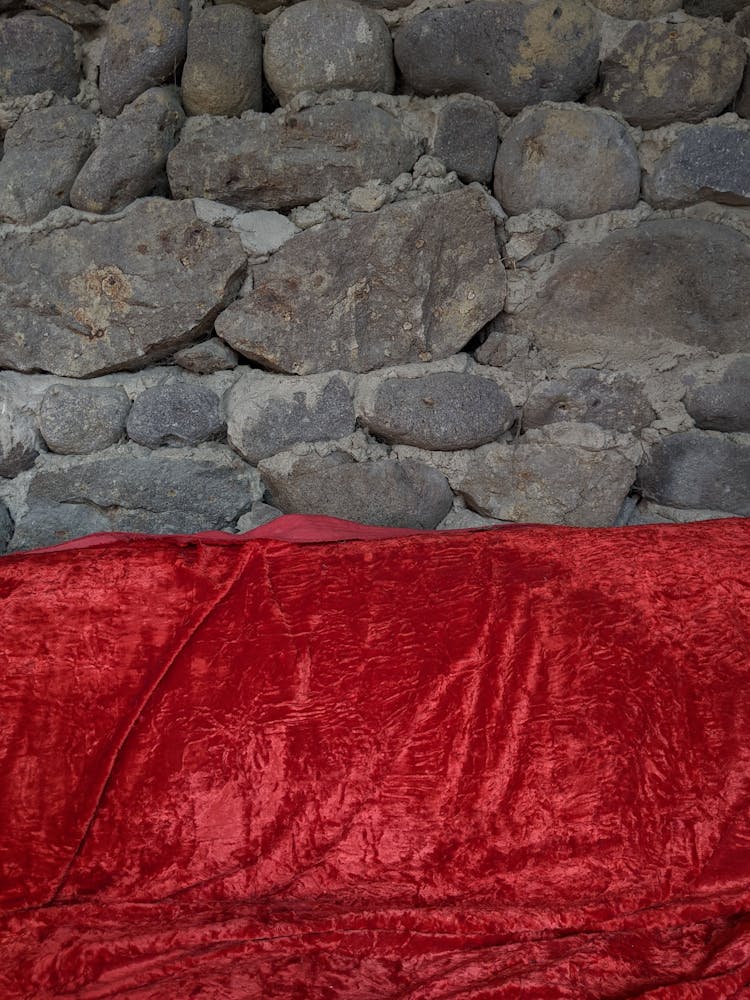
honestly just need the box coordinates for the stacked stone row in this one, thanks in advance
[0,0,748,551]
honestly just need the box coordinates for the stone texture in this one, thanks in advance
[226,371,355,464]
[0,104,95,224]
[638,429,750,516]
[0,14,78,99]
[432,99,499,184]
[593,20,746,128]
[70,88,185,214]
[0,404,38,478]
[685,0,747,17]
[437,505,506,530]
[493,105,640,220]
[628,500,734,525]
[173,338,239,373]
[260,451,454,528]
[236,501,283,531]
[126,383,224,448]
[231,211,300,256]
[39,383,130,454]
[683,358,750,432]
[591,0,680,16]
[523,370,655,434]
[0,199,246,378]
[167,102,420,211]
[99,0,188,117]
[502,219,750,363]
[0,501,12,553]
[181,4,262,117]
[216,188,506,375]
[263,0,394,105]
[738,69,750,120]
[394,0,599,115]
[10,446,263,550]
[359,372,515,450]
[642,123,750,208]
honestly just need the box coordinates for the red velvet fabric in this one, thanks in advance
[1,515,750,998]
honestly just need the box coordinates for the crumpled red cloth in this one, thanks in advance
[1,515,750,999]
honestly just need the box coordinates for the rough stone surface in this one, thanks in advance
[684,0,747,17]
[523,370,655,433]
[216,188,506,375]
[70,88,185,214]
[264,0,394,105]
[0,104,95,224]
[437,505,506,530]
[173,338,239,373]
[181,4,262,117]
[628,500,735,525]
[231,211,300,256]
[39,383,130,454]
[235,501,283,531]
[738,69,750,120]
[126,383,224,448]
[0,404,38,478]
[638,430,750,515]
[394,0,600,115]
[360,372,515,450]
[642,123,750,208]
[493,105,640,220]
[0,14,79,99]
[0,502,12,552]
[0,199,246,378]
[593,20,746,128]
[99,0,189,117]
[260,451,454,528]
[226,371,355,464]
[10,446,263,550]
[683,358,750,432]
[591,0,680,16]
[502,219,750,363]
[432,99,499,184]
[168,102,420,211]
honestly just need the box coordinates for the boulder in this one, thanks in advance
[523,370,655,434]
[99,0,189,117]
[181,4,262,117]
[263,0,394,105]
[0,199,246,378]
[637,429,750,515]
[683,358,750,432]
[226,371,355,464]
[592,19,746,128]
[0,104,95,224]
[215,188,506,374]
[126,383,224,448]
[0,14,78,98]
[167,102,420,211]
[70,88,185,214]
[431,99,499,185]
[493,104,640,220]
[173,338,239,373]
[39,384,131,454]
[0,405,38,478]
[642,123,750,208]
[394,0,599,115]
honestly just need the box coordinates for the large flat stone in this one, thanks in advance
[215,188,506,374]
[167,102,421,211]
[0,199,246,378]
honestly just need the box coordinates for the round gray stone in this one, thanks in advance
[0,14,79,99]
[523,370,655,434]
[263,0,395,106]
[173,338,239,374]
[643,124,750,209]
[432,99,499,185]
[126,383,224,448]
[683,358,750,433]
[181,4,262,117]
[39,384,131,454]
[493,104,640,220]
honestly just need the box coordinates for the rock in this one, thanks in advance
[0,104,95,224]
[394,0,599,115]
[214,0,284,12]
[181,4,262,117]
[637,429,750,515]
[493,104,640,220]
[523,370,655,434]
[215,188,506,375]
[642,123,750,209]
[359,372,515,450]
[126,383,224,448]
[684,0,747,17]
[19,0,106,28]
[432,99,499,184]
[99,0,188,117]
[0,501,12,553]
[437,505,506,530]
[628,500,734,525]
[10,446,263,549]
[236,501,283,531]
[260,450,454,528]
[591,0,680,16]
[167,101,420,211]
[70,88,185,214]
[173,338,239,373]
[738,69,750,120]
[592,20,746,128]
[0,199,246,378]
[500,210,565,264]
[0,14,79,98]
[226,371,355,464]
[39,384,130,454]
[683,358,750,432]
[0,404,38,478]
[263,0,394,106]
[501,219,750,364]
[231,211,299,256]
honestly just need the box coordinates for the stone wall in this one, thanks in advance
[0,0,748,552]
